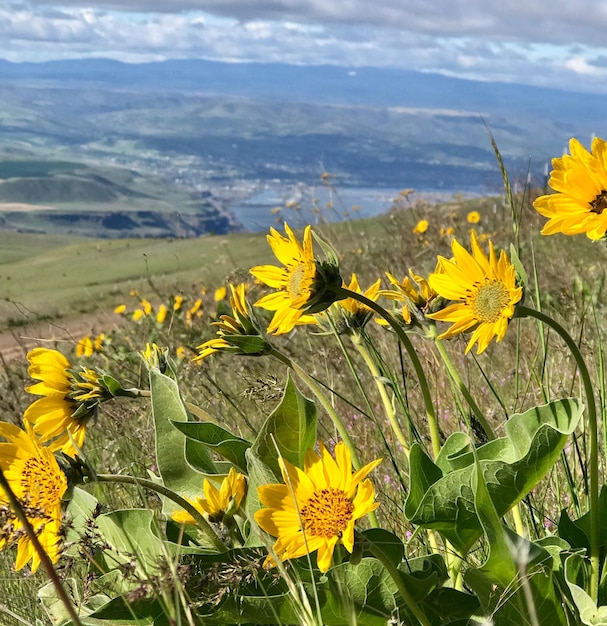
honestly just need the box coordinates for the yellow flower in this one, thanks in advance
[0,422,67,572]
[23,348,103,455]
[412,219,429,235]
[113,304,127,315]
[156,304,168,324]
[534,137,607,240]
[140,299,153,315]
[75,336,94,358]
[93,333,105,352]
[335,273,381,330]
[132,309,145,322]
[176,346,186,359]
[250,223,339,335]
[173,295,184,312]
[427,231,523,354]
[440,226,455,238]
[381,270,434,325]
[467,211,481,224]
[214,286,227,302]
[172,468,247,525]
[194,283,266,361]
[255,442,381,573]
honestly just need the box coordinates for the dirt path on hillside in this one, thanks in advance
[0,310,119,364]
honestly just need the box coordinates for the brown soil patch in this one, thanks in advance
[0,310,120,365]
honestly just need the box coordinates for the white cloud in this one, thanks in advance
[3,1,607,93]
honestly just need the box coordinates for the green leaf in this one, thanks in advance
[172,421,251,472]
[250,372,317,475]
[464,461,568,625]
[94,509,165,579]
[565,553,607,625]
[405,398,582,553]
[62,487,99,556]
[150,367,214,511]
[361,529,405,568]
[39,577,110,626]
[509,242,528,287]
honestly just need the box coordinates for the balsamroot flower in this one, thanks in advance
[0,422,67,572]
[534,137,607,240]
[381,269,435,326]
[335,273,382,331]
[23,348,116,456]
[427,231,523,354]
[194,283,269,361]
[172,467,247,525]
[250,223,342,335]
[255,442,381,573]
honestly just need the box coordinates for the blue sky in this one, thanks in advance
[4,1,607,93]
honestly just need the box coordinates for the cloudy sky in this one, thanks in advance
[4,1,607,93]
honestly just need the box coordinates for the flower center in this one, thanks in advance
[300,488,354,539]
[590,190,607,215]
[20,456,65,511]
[288,262,311,302]
[470,280,511,323]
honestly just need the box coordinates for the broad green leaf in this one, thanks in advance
[360,528,405,568]
[150,367,214,511]
[565,554,607,625]
[173,421,251,472]
[39,578,110,626]
[464,462,568,625]
[95,509,165,581]
[250,372,317,475]
[86,596,162,625]
[62,487,99,555]
[405,398,582,553]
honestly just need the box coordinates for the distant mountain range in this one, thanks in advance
[0,57,603,121]
[0,57,605,236]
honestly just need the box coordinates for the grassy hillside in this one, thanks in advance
[1,190,602,331]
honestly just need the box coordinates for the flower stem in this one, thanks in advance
[331,286,441,459]
[429,325,496,441]
[516,305,600,602]
[270,347,363,470]
[0,467,84,626]
[92,473,226,552]
[350,331,410,458]
[358,531,431,626]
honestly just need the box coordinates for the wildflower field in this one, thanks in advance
[3,138,607,625]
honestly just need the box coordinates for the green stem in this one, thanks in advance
[350,331,410,457]
[516,305,600,602]
[0,467,84,626]
[270,348,363,471]
[430,326,496,441]
[359,532,431,626]
[93,473,226,552]
[331,286,441,459]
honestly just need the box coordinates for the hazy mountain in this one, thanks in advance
[0,57,605,236]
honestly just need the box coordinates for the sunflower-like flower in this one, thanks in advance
[172,468,247,525]
[427,231,523,354]
[334,273,382,331]
[250,223,342,335]
[380,269,435,326]
[194,283,270,361]
[0,422,68,572]
[23,348,114,456]
[255,442,381,573]
[534,137,607,240]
